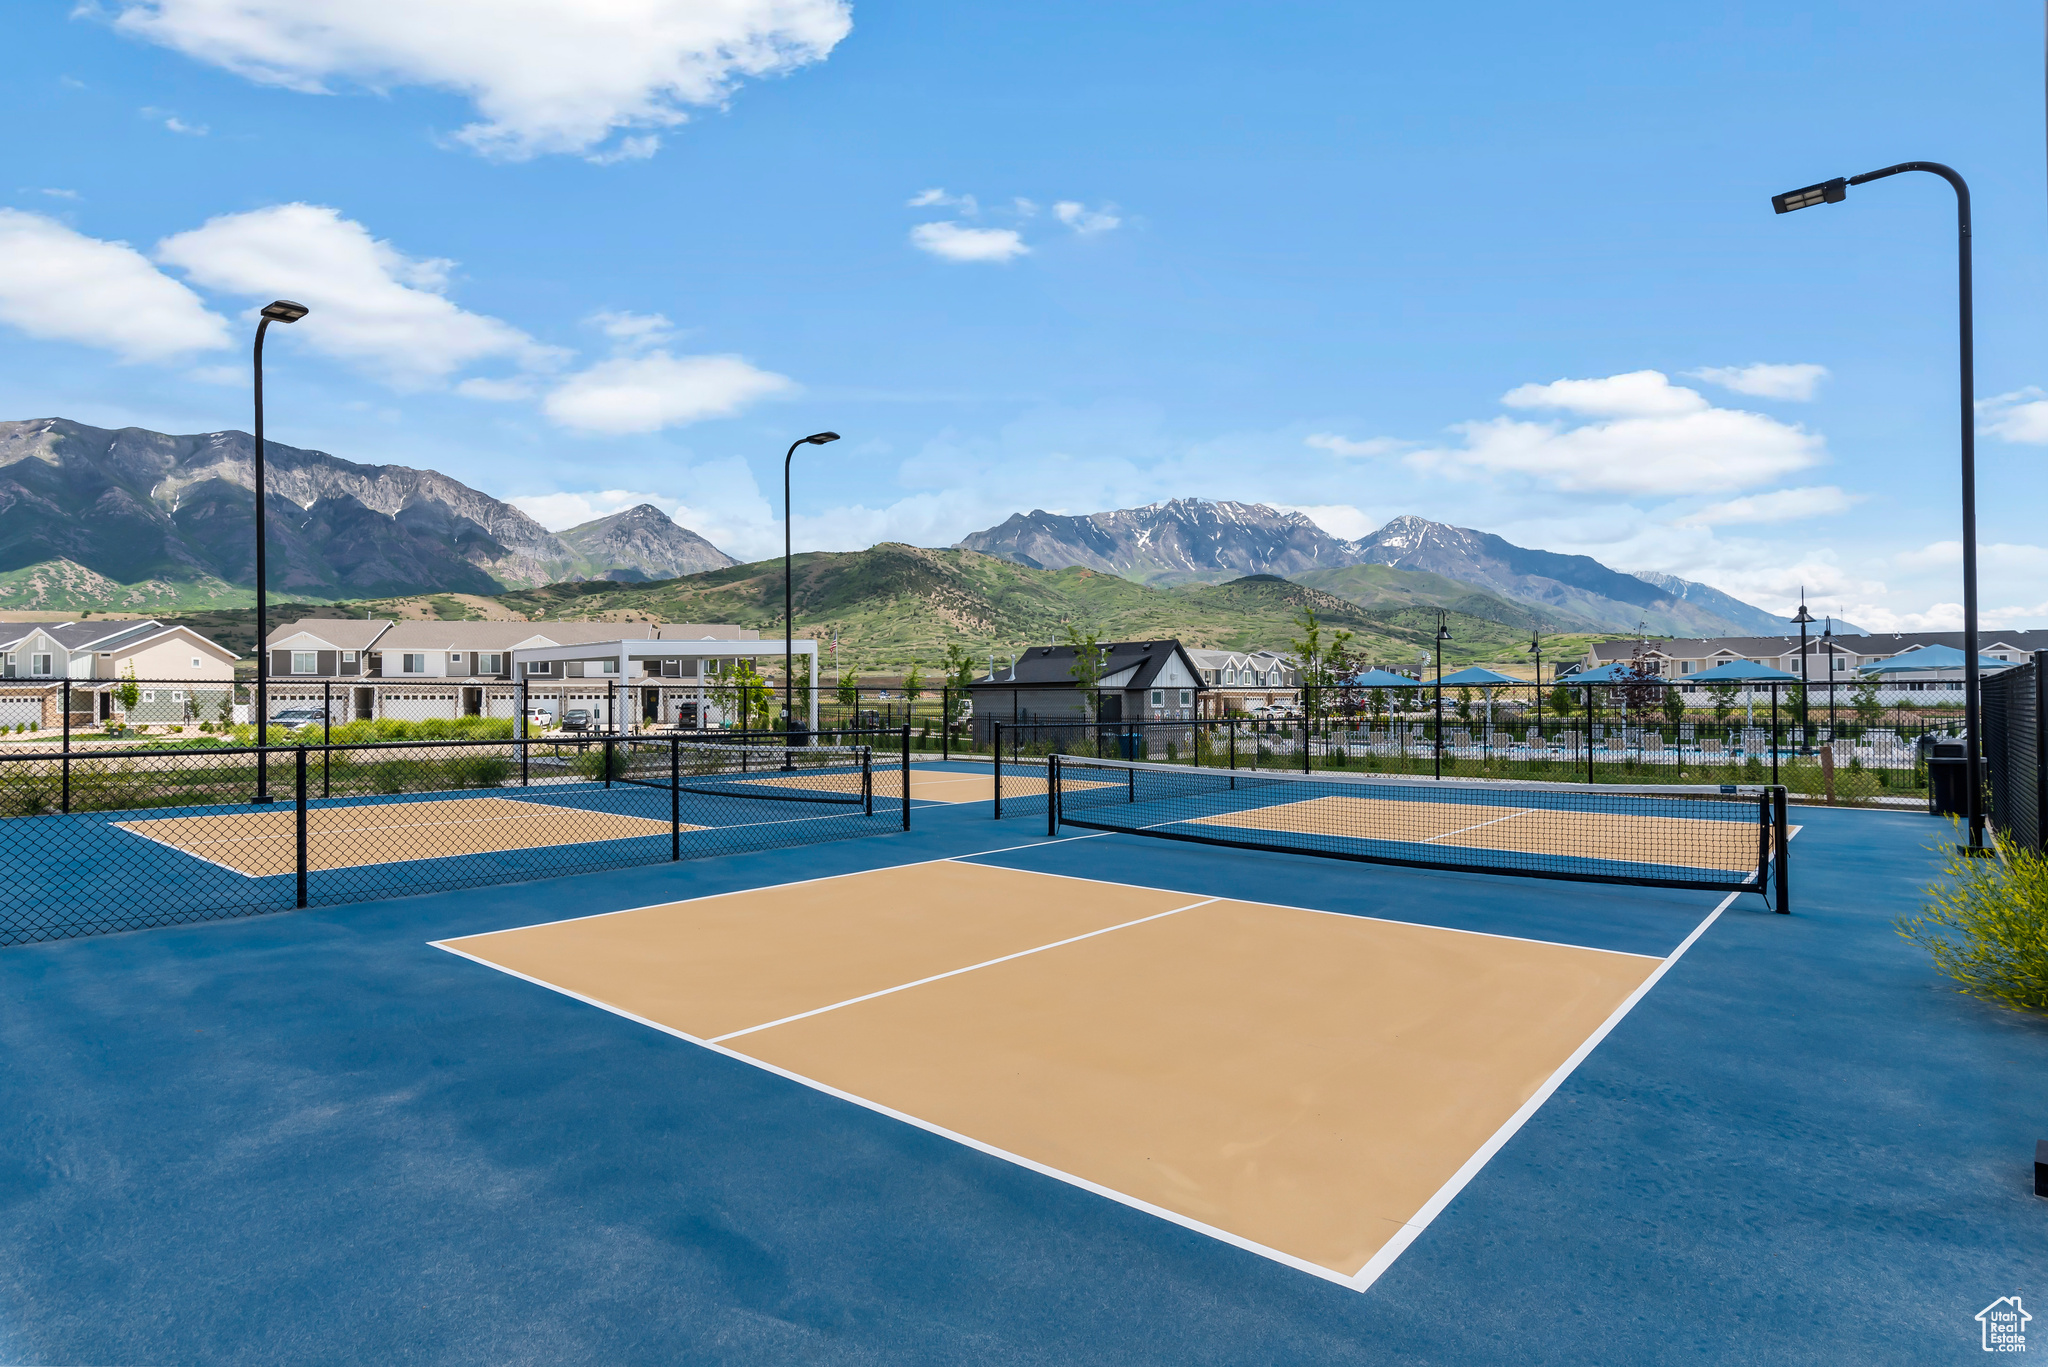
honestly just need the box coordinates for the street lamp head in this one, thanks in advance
[803,431,840,445]
[1771,179,1847,214]
[1790,604,1817,626]
[260,300,310,324]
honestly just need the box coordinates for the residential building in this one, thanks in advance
[968,640,1205,739]
[1582,629,2048,696]
[0,619,238,728]
[1186,648,1300,716]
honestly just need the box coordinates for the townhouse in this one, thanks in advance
[969,640,1206,739]
[1185,648,1300,717]
[0,618,238,728]
[1582,630,2048,696]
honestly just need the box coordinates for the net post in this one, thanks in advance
[901,724,911,831]
[993,720,1003,820]
[1771,684,1780,789]
[294,745,308,909]
[1128,758,1136,803]
[1772,785,1791,913]
[1048,752,1060,837]
[670,736,681,862]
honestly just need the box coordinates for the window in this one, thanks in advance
[341,651,356,664]
[449,653,464,668]
[1179,689,1192,705]
[32,654,51,676]
[1150,689,1163,706]
[524,661,552,677]
[478,653,503,674]
[600,659,619,674]
[191,657,202,669]
[169,690,183,702]
[291,652,317,674]
[142,690,156,703]
[402,653,426,674]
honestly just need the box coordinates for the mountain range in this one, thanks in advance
[959,500,1843,637]
[0,418,734,610]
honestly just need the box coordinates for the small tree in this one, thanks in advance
[1852,679,1883,728]
[835,660,861,710]
[1706,682,1738,726]
[1367,687,1388,725]
[1063,624,1108,719]
[902,660,924,700]
[115,664,141,722]
[1287,607,1350,724]
[1661,683,1685,728]
[1548,684,1575,719]
[942,643,976,730]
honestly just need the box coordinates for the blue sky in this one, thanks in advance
[4,1,2047,631]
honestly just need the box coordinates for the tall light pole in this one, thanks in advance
[1823,616,1837,738]
[251,299,308,802]
[1772,162,1985,850]
[1433,609,1450,780]
[783,431,840,752]
[1528,623,1544,737]
[1791,595,1816,754]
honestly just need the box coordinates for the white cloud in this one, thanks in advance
[1053,200,1120,235]
[1415,370,1824,496]
[1678,485,1860,526]
[588,309,675,348]
[1305,432,1406,458]
[1273,503,1381,541]
[909,221,1028,263]
[38,188,81,200]
[108,0,852,162]
[1896,540,2048,575]
[541,351,793,434]
[509,488,678,530]
[1501,370,1708,418]
[1977,387,2048,444]
[452,376,536,401]
[1688,362,1829,401]
[0,209,229,362]
[1846,602,1966,632]
[907,188,977,214]
[156,202,561,386]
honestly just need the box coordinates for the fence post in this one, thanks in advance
[295,745,308,909]
[322,679,332,798]
[901,724,911,831]
[863,745,873,817]
[2035,652,2048,851]
[1229,722,1236,771]
[942,686,950,763]
[1048,753,1059,837]
[61,678,70,814]
[603,734,614,790]
[1301,715,1311,774]
[992,720,1003,820]
[1773,785,1790,914]
[519,679,530,787]
[1771,684,1780,789]
[670,736,681,862]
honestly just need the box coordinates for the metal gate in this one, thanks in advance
[1981,651,2046,852]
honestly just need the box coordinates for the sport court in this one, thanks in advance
[0,758,2038,1363]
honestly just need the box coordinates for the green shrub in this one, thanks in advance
[1897,833,2048,1015]
[570,747,615,781]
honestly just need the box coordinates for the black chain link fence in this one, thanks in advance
[0,727,910,946]
[1982,652,2046,853]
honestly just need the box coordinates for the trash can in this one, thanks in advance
[1927,739,1969,817]
[1118,731,1143,761]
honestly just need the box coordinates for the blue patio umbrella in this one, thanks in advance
[1684,658,1801,727]
[1569,661,1650,684]
[1856,644,2016,674]
[1343,668,1423,688]
[1437,666,1522,686]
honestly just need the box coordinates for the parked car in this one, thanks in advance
[560,708,593,732]
[523,708,556,728]
[269,707,329,732]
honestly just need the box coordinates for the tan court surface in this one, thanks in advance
[738,767,1111,805]
[1190,794,1765,873]
[443,861,1659,1277]
[118,797,688,877]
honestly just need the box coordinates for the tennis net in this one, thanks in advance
[1050,755,1790,909]
[611,738,873,808]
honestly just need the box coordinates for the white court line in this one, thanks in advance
[710,898,1218,1043]
[1419,807,1539,843]
[450,830,1112,939]
[430,936,1362,1292]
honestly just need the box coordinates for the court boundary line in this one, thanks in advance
[429,936,1364,1291]
[444,831,1114,939]
[709,898,1219,1043]
[1344,882,1743,1292]
[431,836,1800,1293]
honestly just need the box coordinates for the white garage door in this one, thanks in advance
[0,697,43,728]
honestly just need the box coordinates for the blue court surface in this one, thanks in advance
[0,794,2041,1364]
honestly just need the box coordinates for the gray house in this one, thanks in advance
[968,639,1205,740]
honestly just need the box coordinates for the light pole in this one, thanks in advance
[1822,616,1837,739]
[1772,161,1985,849]
[251,299,308,802]
[1791,595,1816,754]
[1433,610,1450,780]
[782,431,840,755]
[1528,624,1544,739]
